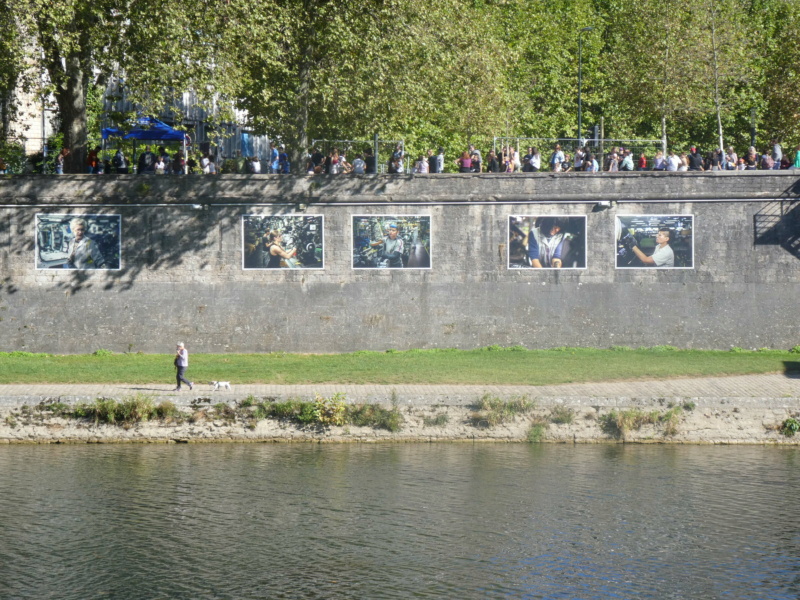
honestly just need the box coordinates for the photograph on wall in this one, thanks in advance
[352,215,431,269]
[35,214,121,270]
[242,215,324,269]
[616,215,694,269]
[508,215,587,269]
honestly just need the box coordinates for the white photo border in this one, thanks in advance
[507,215,588,270]
[34,213,122,271]
[241,214,325,270]
[615,214,695,270]
[351,214,432,270]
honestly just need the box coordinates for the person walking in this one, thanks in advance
[173,342,193,391]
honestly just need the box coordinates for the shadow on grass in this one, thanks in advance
[783,362,800,377]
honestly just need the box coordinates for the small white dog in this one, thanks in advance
[210,381,232,392]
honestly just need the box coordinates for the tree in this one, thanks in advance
[6,0,253,172]
[238,0,513,169]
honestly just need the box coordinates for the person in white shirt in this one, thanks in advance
[413,154,429,173]
[666,150,681,172]
[629,228,675,267]
[352,154,366,174]
[530,148,541,172]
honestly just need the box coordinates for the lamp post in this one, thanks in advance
[578,26,594,147]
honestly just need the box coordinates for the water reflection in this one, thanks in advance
[1,444,799,599]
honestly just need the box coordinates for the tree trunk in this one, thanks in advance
[708,0,725,151]
[52,53,88,173]
[293,50,311,174]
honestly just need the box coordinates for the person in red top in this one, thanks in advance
[637,153,648,171]
[456,151,472,173]
[86,146,100,174]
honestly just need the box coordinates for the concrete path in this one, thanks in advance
[1,372,799,408]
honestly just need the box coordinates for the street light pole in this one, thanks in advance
[578,26,594,147]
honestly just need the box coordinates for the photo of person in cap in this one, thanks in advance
[352,216,431,269]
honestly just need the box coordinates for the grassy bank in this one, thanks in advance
[0,346,798,385]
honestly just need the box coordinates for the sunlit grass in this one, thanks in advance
[0,346,795,386]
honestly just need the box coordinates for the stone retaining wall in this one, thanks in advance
[0,173,798,352]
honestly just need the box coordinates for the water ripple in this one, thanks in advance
[1,445,800,599]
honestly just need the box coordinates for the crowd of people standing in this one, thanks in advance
[47,138,800,176]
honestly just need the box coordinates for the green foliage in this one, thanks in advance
[682,401,696,411]
[549,406,575,425]
[312,393,347,426]
[649,346,680,352]
[470,395,535,427]
[527,423,547,443]
[422,413,449,427]
[252,394,401,431]
[790,346,800,354]
[347,404,403,432]
[600,407,684,438]
[0,351,52,358]
[154,401,182,421]
[37,401,70,416]
[779,417,800,437]
[92,349,115,357]
[71,395,157,425]
[729,347,746,353]
[599,409,658,437]
[660,407,683,437]
[213,403,237,422]
[239,395,257,408]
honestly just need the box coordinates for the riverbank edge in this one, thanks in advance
[2,393,800,445]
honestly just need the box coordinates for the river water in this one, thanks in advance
[1,443,799,599]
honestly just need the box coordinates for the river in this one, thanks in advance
[1,443,799,599]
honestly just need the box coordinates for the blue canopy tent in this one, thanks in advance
[102,118,189,172]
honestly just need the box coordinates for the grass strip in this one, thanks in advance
[0,346,796,386]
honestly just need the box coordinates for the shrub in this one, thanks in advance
[470,395,534,427]
[37,401,70,415]
[117,395,156,422]
[239,395,257,408]
[599,408,658,437]
[527,423,547,442]
[312,393,347,426]
[549,406,575,424]
[92,349,114,357]
[780,417,800,437]
[212,403,237,422]
[422,413,449,427]
[154,401,183,421]
[791,345,800,354]
[346,403,403,432]
[660,407,683,437]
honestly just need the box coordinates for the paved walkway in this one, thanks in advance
[0,373,798,407]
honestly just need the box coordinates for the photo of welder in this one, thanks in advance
[352,215,431,269]
[616,215,694,269]
[35,214,121,270]
[508,215,587,269]
[242,215,324,269]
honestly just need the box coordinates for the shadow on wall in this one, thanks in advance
[0,173,405,297]
[754,200,800,260]
[0,204,293,295]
